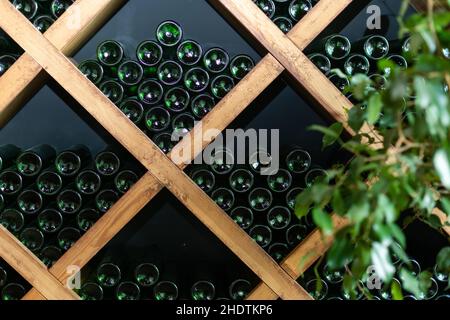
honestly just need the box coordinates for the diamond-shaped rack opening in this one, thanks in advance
[72,0,260,154]
[0,79,145,267]
[0,28,23,78]
[304,0,417,96]
[76,189,260,301]
[297,220,450,300]
[8,0,74,33]
[0,257,32,300]
[184,76,352,263]
[254,0,320,33]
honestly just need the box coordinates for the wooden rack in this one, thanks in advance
[0,0,446,300]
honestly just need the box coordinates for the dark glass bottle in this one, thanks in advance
[55,145,91,178]
[16,144,56,178]
[0,144,21,171]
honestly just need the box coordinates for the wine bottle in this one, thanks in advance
[75,169,102,196]
[97,40,125,68]
[249,224,272,248]
[353,35,390,61]
[153,280,179,300]
[33,14,55,33]
[0,208,25,234]
[343,54,370,76]
[99,80,124,105]
[114,170,138,194]
[134,263,160,287]
[209,148,235,175]
[211,188,235,212]
[119,98,144,124]
[203,48,230,74]
[177,40,203,66]
[0,55,16,77]
[57,226,81,251]
[184,67,210,93]
[76,207,100,232]
[229,206,254,230]
[38,245,62,268]
[97,262,122,288]
[0,144,21,171]
[285,187,304,210]
[117,60,144,89]
[50,0,72,19]
[79,282,104,301]
[190,168,216,194]
[55,145,91,178]
[327,73,349,93]
[285,223,308,247]
[78,60,104,85]
[95,189,119,213]
[116,281,140,301]
[137,79,164,105]
[37,208,63,234]
[16,189,43,216]
[288,0,312,22]
[19,227,45,252]
[273,16,293,34]
[191,94,215,119]
[136,40,163,74]
[308,53,331,75]
[229,169,254,193]
[305,278,328,300]
[254,0,276,19]
[268,242,289,263]
[248,187,273,212]
[12,0,39,19]
[36,169,63,197]
[267,206,291,229]
[211,75,235,99]
[57,186,83,215]
[172,112,195,137]
[285,148,311,174]
[267,168,292,193]
[0,169,23,197]
[153,132,176,154]
[1,282,26,300]
[156,21,183,48]
[157,60,183,86]
[95,151,121,178]
[229,279,251,300]
[164,86,190,112]
[144,106,171,132]
[16,144,56,178]
[191,280,215,300]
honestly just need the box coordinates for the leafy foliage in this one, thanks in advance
[296,0,450,299]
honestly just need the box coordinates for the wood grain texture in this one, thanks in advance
[215,0,354,131]
[433,207,450,236]
[23,54,286,300]
[0,0,125,128]
[0,2,310,300]
[0,226,80,300]
[247,215,349,300]
[289,0,353,50]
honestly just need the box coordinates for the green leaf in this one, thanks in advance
[436,247,450,276]
[348,201,370,224]
[327,232,353,269]
[312,208,333,236]
[387,223,406,248]
[371,241,395,282]
[391,279,404,300]
[332,189,346,215]
[348,105,365,132]
[439,198,450,217]
[399,269,421,297]
[367,93,383,125]
[434,149,450,189]
[295,189,313,219]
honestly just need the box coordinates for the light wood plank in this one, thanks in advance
[23,54,286,300]
[0,226,80,300]
[248,215,349,300]
[0,2,309,300]
[0,0,125,128]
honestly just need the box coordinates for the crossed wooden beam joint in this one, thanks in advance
[2,0,439,301]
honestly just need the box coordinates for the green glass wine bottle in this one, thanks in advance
[153,132,176,154]
[229,169,254,193]
[184,67,210,93]
[157,60,183,86]
[285,224,308,247]
[344,54,370,76]
[268,242,289,263]
[57,227,81,251]
[211,187,235,212]
[19,227,45,252]
[230,55,254,80]
[75,170,102,196]
[78,60,104,86]
[248,187,273,212]
[191,94,215,119]
[56,187,83,215]
[97,40,125,69]
[229,206,254,230]
[17,189,43,215]
[116,281,141,300]
[190,169,216,194]
[203,48,230,73]
[36,170,63,197]
[137,79,164,105]
[0,169,23,197]
[55,144,91,177]
[0,144,21,171]
[267,206,291,229]
[1,283,26,301]
[273,16,293,34]
[172,113,195,137]
[96,262,121,288]
[177,40,203,66]
[12,0,39,20]
[117,60,144,94]
[144,106,171,132]
[50,0,72,19]
[134,263,160,287]
[0,208,25,234]
[308,53,331,75]
[119,98,144,124]
[285,148,311,174]
[153,281,179,300]
[211,75,235,99]
[254,0,276,19]
[136,40,163,76]
[0,55,16,77]
[306,278,328,300]
[229,279,251,300]
[156,21,183,47]
[76,208,100,232]
[249,224,272,248]
[95,189,118,213]
[164,86,190,112]
[114,170,138,194]
[99,80,124,105]
[16,144,56,178]
[191,281,215,300]
[267,168,292,192]
[354,35,390,60]
[95,151,121,177]
[33,14,55,33]
[37,208,63,234]
[288,0,312,22]
[38,245,62,268]
[79,282,104,301]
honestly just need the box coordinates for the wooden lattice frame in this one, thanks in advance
[0,0,447,301]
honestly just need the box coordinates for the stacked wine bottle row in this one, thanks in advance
[301,252,449,300]
[0,144,141,267]
[0,259,31,301]
[10,0,74,26]
[307,34,413,96]
[77,20,255,154]
[188,147,325,262]
[253,0,319,33]
[77,258,254,300]
[0,0,74,77]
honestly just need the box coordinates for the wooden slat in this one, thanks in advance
[214,0,353,132]
[0,0,125,127]
[0,2,310,300]
[0,226,80,300]
[23,54,286,300]
[248,215,349,300]
[433,207,450,236]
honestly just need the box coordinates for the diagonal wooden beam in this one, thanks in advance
[247,215,348,300]
[0,0,125,128]
[0,226,80,300]
[0,0,310,299]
